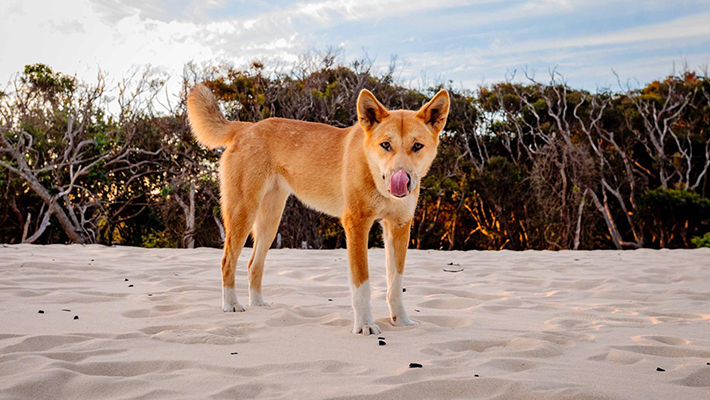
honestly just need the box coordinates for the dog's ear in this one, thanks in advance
[416,90,450,133]
[357,89,390,132]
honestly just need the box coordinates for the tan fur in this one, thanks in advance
[187,84,449,332]
[186,85,252,149]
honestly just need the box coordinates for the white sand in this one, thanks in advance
[1,244,709,399]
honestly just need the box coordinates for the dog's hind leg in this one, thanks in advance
[247,184,289,307]
[220,203,257,312]
[219,155,268,312]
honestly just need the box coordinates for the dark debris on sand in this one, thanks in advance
[409,363,422,368]
[443,267,464,273]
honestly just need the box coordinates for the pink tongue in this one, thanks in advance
[390,170,410,197]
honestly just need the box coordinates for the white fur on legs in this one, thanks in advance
[222,286,245,312]
[387,272,418,327]
[249,288,270,307]
[351,280,381,335]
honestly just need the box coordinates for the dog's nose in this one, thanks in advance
[406,172,412,191]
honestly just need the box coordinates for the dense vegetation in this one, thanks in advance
[2,55,709,249]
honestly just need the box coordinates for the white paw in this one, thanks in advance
[249,291,271,307]
[250,299,271,307]
[222,287,244,312]
[392,316,419,327]
[352,323,382,336]
[222,303,246,312]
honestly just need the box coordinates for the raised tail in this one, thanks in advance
[186,84,251,149]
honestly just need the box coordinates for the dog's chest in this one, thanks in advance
[377,195,417,222]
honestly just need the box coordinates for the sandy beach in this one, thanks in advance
[1,244,709,399]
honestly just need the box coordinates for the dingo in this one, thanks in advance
[187,85,449,335]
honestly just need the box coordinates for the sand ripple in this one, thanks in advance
[1,245,709,399]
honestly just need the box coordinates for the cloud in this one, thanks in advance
[1,0,709,95]
[0,0,489,82]
[1,1,284,83]
[292,0,482,22]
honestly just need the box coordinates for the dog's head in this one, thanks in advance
[357,89,450,199]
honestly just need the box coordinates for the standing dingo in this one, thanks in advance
[187,85,449,335]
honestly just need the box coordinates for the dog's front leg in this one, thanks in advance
[343,211,381,335]
[382,219,418,327]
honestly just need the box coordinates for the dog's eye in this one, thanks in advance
[380,142,391,151]
[412,143,424,152]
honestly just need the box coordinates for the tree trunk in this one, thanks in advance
[185,181,196,248]
[589,191,623,250]
[573,189,588,250]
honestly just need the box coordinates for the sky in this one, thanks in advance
[1,0,709,94]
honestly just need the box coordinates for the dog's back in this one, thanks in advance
[187,86,354,216]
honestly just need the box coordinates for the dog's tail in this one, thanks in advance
[186,84,252,149]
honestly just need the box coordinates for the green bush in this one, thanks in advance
[142,231,178,248]
[691,232,710,248]
[637,188,710,247]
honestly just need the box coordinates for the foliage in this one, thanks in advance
[1,56,709,250]
[637,188,710,247]
[691,232,710,248]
